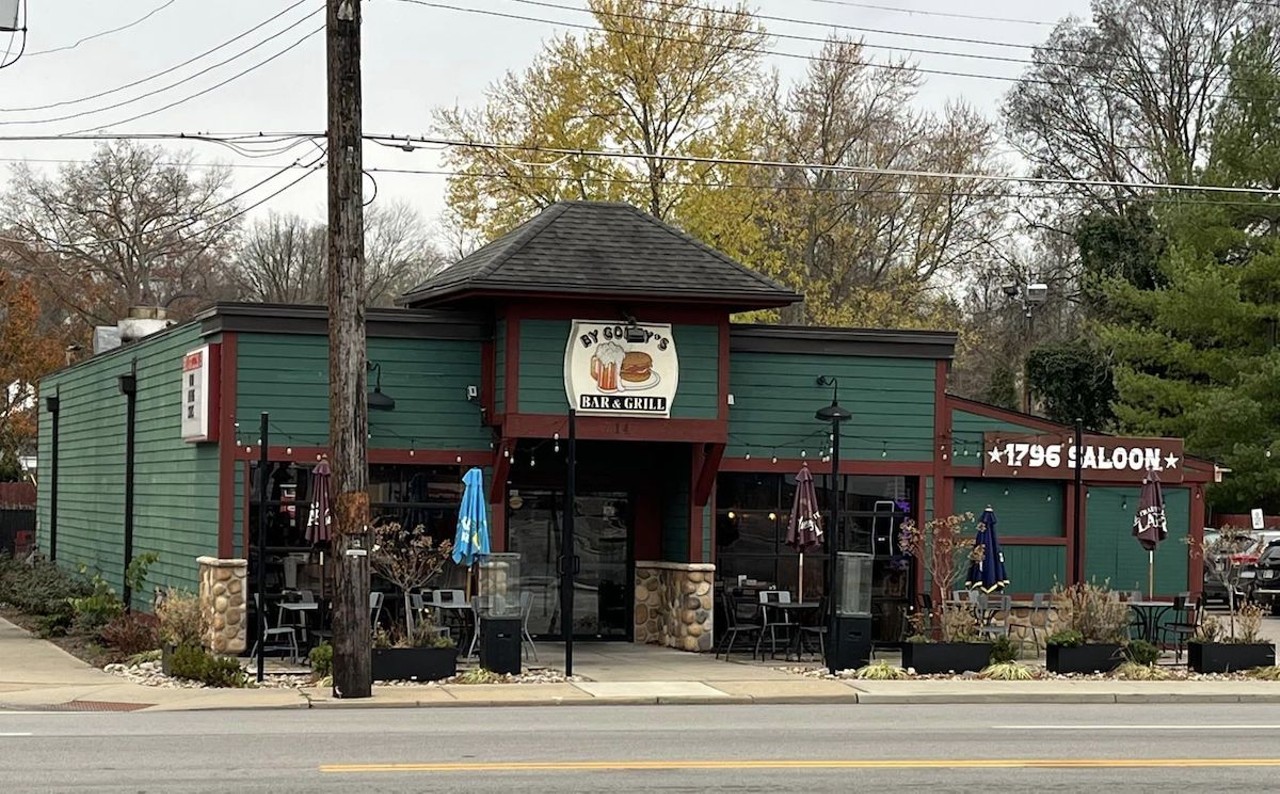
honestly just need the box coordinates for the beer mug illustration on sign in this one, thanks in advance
[592,341,626,392]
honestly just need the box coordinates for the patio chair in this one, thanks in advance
[1163,593,1200,663]
[1008,593,1049,656]
[250,593,299,664]
[519,590,538,662]
[794,597,828,660]
[754,590,794,660]
[975,593,1013,642]
[715,587,761,661]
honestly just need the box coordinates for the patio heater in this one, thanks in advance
[816,377,871,674]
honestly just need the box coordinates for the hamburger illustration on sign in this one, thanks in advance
[564,320,679,417]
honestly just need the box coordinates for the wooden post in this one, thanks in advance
[326,0,371,699]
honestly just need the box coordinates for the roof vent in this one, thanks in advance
[118,307,173,344]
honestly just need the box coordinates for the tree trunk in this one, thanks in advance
[327,0,371,699]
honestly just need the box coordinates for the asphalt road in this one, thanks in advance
[3,703,1280,792]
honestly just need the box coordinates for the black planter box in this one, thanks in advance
[1188,642,1276,673]
[901,642,992,674]
[1046,643,1122,674]
[371,647,459,682]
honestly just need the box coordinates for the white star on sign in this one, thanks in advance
[988,447,1003,464]
[1165,454,1180,469]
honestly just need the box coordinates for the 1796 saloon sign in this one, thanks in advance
[564,320,679,417]
[982,432,1184,483]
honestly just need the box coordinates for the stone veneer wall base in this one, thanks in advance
[634,561,715,653]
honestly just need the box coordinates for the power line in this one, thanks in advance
[0,1,316,113]
[25,0,179,57]
[781,0,1056,28]
[396,0,1250,94]
[367,132,1280,197]
[363,164,1280,209]
[65,25,324,135]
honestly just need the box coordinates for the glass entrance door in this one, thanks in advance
[508,489,632,640]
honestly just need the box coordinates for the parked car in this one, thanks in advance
[1233,531,1280,603]
[1203,529,1261,605]
[1245,539,1280,615]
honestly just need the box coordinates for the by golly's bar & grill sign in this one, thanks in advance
[982,432,1184,483]
[563,320,679,417]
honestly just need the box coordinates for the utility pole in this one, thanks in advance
[326,0,371,699]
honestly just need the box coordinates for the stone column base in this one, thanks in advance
[634,561,715,652]
[197,557,247,654]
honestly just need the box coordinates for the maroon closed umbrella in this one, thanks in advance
[305,461,332,598]
[786,464,824,601]
[1133,469,1168,598]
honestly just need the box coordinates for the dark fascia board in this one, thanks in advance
[729,324,957,360]
[399,285,802,311]
[196,302,490,341]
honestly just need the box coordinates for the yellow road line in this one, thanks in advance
[321,758,1280,774]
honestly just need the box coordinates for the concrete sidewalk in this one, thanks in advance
[2,617,1278,712]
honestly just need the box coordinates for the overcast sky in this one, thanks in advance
[0,0,1092,234]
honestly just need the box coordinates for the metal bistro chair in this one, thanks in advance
[974,593,1012,639]
[1163,593,1201,663]
[715,587,761,661]
[518,590,538,662]
[754,590,795,660]
[1008,593,1049,656]
[369,592,385,636]
[251,593,299,664]
[794,596,828,661]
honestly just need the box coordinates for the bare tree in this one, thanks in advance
[1,141,240,325]
[232,212,327,304]
[231,201,446,306]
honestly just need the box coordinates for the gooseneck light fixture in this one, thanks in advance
[367,361,396,411]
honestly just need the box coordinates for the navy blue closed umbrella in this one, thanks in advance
[966,507,1009,593]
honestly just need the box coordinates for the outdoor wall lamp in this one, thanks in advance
[367,362,396,411]
[622,314,647,343]
[44,395,60,413]
[117,372,137,396]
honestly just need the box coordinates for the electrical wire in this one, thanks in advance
[1,10,322,128]
[782,0,1056,27]
[64,24,324,135]
[0,1,316,113]
[363,164,1280,209]
[395,0,1252,94]
[366,132,1280,197]
[24,0,178,57]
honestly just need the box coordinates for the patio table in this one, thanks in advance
[1127,600,1172,645]
[768,601,820,661]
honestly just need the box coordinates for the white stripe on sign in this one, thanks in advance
[995,725,1280,731]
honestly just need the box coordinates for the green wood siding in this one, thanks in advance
[728,353,935,462]
[1002,545,1067,594]
[1085,486,1190,595]
[37,324,220,597]
[517,320,718,419]
[662,455,691,563]
[951,409,1043,463]
[236,334,490,451]
[924,476,934,521]
[954,480,1064,537]
[494,318,506,414]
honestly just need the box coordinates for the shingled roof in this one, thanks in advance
[398,201,800,309]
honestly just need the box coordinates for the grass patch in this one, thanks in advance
[850,660,911,680]
[979,662,1035,680]
[1246,666,1280,681]
[1112,662,1171,680]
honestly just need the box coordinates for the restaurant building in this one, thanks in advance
[35,201,1220,651]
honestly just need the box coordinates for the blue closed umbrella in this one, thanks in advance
[453,468,491,599]
[966,507,1009,593]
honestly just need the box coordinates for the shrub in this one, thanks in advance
[1246,666,1280,681]
[1112,662,1170,681]
[980,662,1035,680]
[155,589,204,648]
[69,573,124,634]
[309,642,333,678]
[989,635,1020,663]
[1052,581,1128,644]
[100,612,160,656]
[0,556,91,615]
[1124,640,1161,666]
[169,644,248,688]
[851,661,910,680]
[1046,629,1084,647]
[454,668,502,685]
[34,610,73,638]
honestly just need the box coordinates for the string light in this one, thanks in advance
[745,452,751,461]
[285,447,292,456]
[801,450,807,459]
[554,432,560,453]
[881,443,887,458]
[530,454,536,468]
[456,455,462,464]
[409,439,415,457]
[771,454,778,464]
